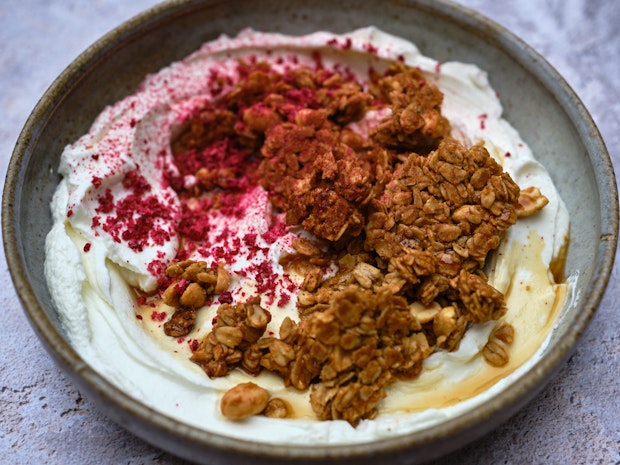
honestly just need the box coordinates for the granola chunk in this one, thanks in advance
[370,63,450,153]
[190,296,272,377]
[259,114,376,241]
[162,260,231,337]
[305,286,431,425]
[451,269,507,323]
[195,286,433,425]
[366,139,520,275]
[482,322,515,367]
[278,286,431,425]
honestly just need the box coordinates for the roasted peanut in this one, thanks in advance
[215,267,231,294]
[262,398,293,419]
[516,186,549,218]
[179,282,207,308]
[220,382,270,420]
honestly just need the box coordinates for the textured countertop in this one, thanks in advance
[1,1,618,464]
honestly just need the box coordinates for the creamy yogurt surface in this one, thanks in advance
[45,27,570,444]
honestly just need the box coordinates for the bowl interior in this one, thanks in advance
[4,0,617,463]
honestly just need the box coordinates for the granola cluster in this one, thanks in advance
[157,58,550,425]
[190,296,271,377]
[258,64,450,242]
[160,260,230,337]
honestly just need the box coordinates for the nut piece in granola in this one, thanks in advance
[516,186,549,218]
[262,397,293,419]
[482,322,515,367]
[220,382,270,420]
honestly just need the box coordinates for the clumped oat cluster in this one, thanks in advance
[157,59,548,425]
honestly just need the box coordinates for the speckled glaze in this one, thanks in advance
[3,1,617,464]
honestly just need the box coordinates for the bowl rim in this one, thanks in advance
[3,0,618,461]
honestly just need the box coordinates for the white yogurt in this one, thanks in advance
[45,27,570,445]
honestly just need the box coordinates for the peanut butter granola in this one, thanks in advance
[147,59,550,426]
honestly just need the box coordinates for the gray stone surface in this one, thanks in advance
[0,1,618,464]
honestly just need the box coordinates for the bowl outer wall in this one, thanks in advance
[2,0,618,464]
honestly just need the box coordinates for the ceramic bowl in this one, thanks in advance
[3,1,617,464]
